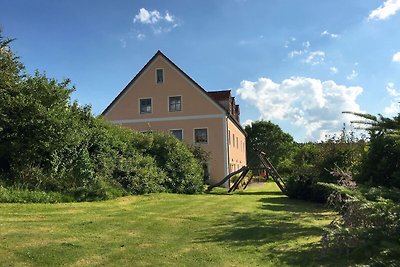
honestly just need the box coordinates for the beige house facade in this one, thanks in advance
[102,51,246,186]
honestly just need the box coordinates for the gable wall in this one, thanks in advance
[104,56,224,121]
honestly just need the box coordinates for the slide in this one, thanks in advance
[207,166,249,191]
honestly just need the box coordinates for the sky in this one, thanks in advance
[1,0,400,141]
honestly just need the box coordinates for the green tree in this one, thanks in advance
[345,111,400,187]
[245,120,295,171]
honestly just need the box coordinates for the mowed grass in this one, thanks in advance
[0,183,338,266]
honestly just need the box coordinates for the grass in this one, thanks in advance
[0,182,343,266]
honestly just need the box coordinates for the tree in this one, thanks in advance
[344,111,400,187]
[245,120,295,171]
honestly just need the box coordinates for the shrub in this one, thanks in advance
[320,168,400,265]
[285,129,365,202]
[113,153,167,195]
[0,185,74,203]
[188,145,211,182]
[144,132,204,194]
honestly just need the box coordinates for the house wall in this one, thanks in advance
[104,56,223,121]
[103,55,228,184]
[227,118,247,174]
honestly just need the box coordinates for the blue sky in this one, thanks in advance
[1,0,400,141]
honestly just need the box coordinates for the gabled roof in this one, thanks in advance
[101,50,246,136]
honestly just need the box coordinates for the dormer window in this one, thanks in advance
[156,69,164,84]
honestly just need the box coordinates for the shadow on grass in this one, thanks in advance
[196,191,350,266]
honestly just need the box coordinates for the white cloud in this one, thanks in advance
[237,35,264,46]
[347,70,358,80]
[165,11,174,22]
[330,67,338,74]
[287,41,327,66]
[321,30,339,38]
[284,37,296,48]
[384,83,400,116]
[368,0,400,20]
[134,8,178,25]
[304,51,325,65]
[242,119,254,127]
[384,102,400,115]
[119,38,127,48]
[133,8,180,36]
[236,77,363,141]
[387,82,400,97]
[288,50,304,58]
[393,51,400,62]
[134,8,162,24]
[137,33,146,40]
[302,41,310,49]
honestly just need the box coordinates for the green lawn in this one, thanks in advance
[1,183,340,266]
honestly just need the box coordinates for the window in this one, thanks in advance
[156,69,163,84]
[194,128,208,144]
[236,137,239,148]
[232,134,235,147]
[169,96,182,112]
[139,98,152,114]
[228,130,231,145]
[170,129,183,140]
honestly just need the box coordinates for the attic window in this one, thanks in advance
[156,69,164,84]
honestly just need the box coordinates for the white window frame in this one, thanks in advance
[193,127,209,144]
[169,128,184,140]
[138,97,153,114]
[168,95,182,113]
[155,68,164,84]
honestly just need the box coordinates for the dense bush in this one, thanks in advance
[0,31,204,202]
[0,185,74,203]
[140,133,204,194]
[319,113,400,265]
[357,132,400,188]
[320,169,400,265]
[284,130,366,202]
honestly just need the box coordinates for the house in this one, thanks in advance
[102,51,247,186]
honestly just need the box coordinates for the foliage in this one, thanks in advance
[245,120,295,172]
[142,133,204,194]
[285,128,366,202]
[0,185,74,203]
[320,168,400,265]
[188,144,211,182]
[345,112,400,188]
[319,112,400,265]
[0,30,204,202]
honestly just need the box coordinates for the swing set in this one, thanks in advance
[207,150,286,193]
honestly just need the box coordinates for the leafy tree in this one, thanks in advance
[245,120,295,172]
[345,112,400,188]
